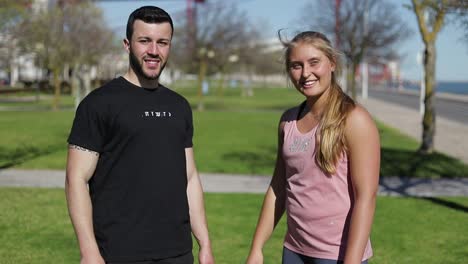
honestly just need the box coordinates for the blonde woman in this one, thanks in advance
[246,31,380,264]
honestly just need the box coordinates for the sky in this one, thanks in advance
[97,0,468,82]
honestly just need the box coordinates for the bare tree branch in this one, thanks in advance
[300,0,411,100]
[171,1,264,75]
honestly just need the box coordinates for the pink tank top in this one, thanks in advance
[282,107,372,261]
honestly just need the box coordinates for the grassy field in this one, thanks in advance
[0,92,75,110]
[1,86,467,263]
[0,188,467,264]
[0,86,467,177]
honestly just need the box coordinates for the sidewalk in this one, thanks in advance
[1,169,467,196]
[0,96,467,196]
[360,95,468,164]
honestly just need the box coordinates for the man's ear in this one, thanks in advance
[123,38,130,53]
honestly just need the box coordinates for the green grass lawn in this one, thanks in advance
[0,188,467,264]
[0,92,75,110]
[0,86,467,177]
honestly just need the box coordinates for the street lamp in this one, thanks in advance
[228,54,239,63]
[197,47,215,111]
[225,54,239,92]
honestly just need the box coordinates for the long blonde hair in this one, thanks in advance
[281,31,355,174]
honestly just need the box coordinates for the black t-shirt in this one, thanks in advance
[68,77,193,262]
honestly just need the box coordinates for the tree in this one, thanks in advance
[0,0,31,86]
[410,0,466,153]
[170,1,264,110]
[250,48,284,88]
[300,0,410,100]
[18,6,69,110]
[62,2,119,107]
[16,0,117,110]
[450,1,468,45]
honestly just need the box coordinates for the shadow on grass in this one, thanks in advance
[381,147,468,178]
[421,197,468,213]
[0,144,63,169]
[222,147,467,178]
[378,177,468,213]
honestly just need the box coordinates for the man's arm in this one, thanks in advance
[65,145,104,264]
[185,148,215,264]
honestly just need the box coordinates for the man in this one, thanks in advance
[65,6,214,264]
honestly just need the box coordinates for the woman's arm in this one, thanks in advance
[246,121,287,264]
[343,106,381,264]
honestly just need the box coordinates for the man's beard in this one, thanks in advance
[129,49,166,81]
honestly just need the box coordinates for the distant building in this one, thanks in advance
[2,0,95,87]
[355,59,401,90]
[259,38,283,53]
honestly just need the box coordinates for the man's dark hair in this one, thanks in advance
[126,6,174,40]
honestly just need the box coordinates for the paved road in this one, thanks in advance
[360,93,468,164]
[1,169,467,196]
[368,89,468,125]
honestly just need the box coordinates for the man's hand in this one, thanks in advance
[80,252,105,264]
[198,245,215,264]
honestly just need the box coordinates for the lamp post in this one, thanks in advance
[218,54,238,96]
[197,47,215,111]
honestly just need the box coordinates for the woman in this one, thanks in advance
[246,31,380,264]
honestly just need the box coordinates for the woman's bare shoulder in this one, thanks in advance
[345,104,378,137]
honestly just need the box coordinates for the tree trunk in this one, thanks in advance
[197,58,207,111]
[217,69,226,98]
[52,68,61,111]
[242,66,254,97]
[83,67,92,96]
[419,41,436,154]
[71,65,85,109]
[71,66,79,109]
